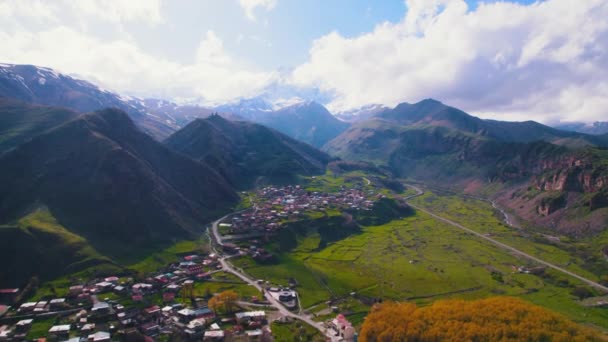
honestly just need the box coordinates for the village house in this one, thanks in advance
[15,319,33,334]
[140,322,160,336]
[235,311,266,325]
[203,329,224,341]
[17,302,36,313]
[48,324,71,339]
[69,285,85,296]
[95,281,114,293]
[0,289,19,304]
[49,298,66,309]
[329,314,356,341]
[87,331,111,342]
[91,301,111,317]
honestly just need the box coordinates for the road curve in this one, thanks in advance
[403,184,608,293]
[208,216,337,340]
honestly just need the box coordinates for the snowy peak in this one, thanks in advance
[334,104,390,123]
[0,63,176,140]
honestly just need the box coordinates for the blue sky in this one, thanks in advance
[1,0,606,123]
[128,0,539,69]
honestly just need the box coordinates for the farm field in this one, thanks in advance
[192,271,262,300]
[270,320,325,342]
[232,203,608,330]
[408,191,605,280]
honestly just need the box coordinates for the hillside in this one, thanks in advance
[0,97,79,154]
[376,99,608,146]
[0,209,116,287]
[496,147,608,236]
[165,114,331,189]
[216,99,349,148]
[143,98,245,127]
[256,101,350,148]
[0,109,238,268]
[324,99,608,235]
[334,104,389,123]
[555,121,608,135]
[0,64,176,139]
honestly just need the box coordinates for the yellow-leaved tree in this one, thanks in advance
[208,290,239,313]
[360,297,601,342]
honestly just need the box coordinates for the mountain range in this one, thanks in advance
[0,97,79,154]
[0,105,239,285]
[324,99,608,235]
[0,64,180,139]
[2,61,608,285]
[165,114,331,188]
[0,93,335,285]
[554,121,608,136]
[0,64,350,147]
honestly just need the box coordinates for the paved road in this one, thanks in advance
[403,184,608,293]
[207,217,338,340]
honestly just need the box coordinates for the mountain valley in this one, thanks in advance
[1,63,607,341]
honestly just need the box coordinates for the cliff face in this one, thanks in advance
[536,194,567,216]
[496,148,608,236]
[533,157,608,193]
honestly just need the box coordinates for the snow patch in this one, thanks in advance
[39,67,60,79]
[38,77,46,85]
[118,94,133,102]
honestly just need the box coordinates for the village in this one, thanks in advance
[0,183,371,341]
[0,247,356,341]
[220,184,378,243]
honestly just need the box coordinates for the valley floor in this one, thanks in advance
[8,171,608,340]
[223,174,608,332]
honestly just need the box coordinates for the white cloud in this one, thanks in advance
[238,0,276,22]
[0,11,277,104]
[292,0,608,123]
[67,0,164,25]
[0,0,163,24]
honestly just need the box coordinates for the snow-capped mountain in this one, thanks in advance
[0,64,177,139]
[334,104,390,123]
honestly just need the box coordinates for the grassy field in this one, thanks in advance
[233,208,608,330]
[271,320,325,342]
[127,240,205,274]
[192,272,262,300]
[303,170,373,193]
[408,191,602,280]
[26,316,57,340]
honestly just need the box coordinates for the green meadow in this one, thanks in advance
[232,205,608,330]
[408,191,604,280]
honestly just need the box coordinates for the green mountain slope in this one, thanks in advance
[165,114,332,189]
[324,100,608,235]
[0,97,79,154]
[0,108,238,265]
[376,99,608,146]
[0,209,115,287]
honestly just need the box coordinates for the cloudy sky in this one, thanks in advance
[0,0,606,123]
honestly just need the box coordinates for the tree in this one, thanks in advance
[359,297,600,342]
[571,286,594,300]
[208,290,239,313]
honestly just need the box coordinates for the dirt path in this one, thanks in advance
[403,184,608,293]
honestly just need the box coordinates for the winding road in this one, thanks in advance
[206,182,607,341]
[403,184,608,293]
[207,215,338,340]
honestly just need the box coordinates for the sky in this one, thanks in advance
[0,0,606,124]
